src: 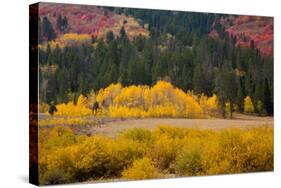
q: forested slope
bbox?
[38,3,273,116]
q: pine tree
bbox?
[106,30,115,43]
[254,80,264,114]
[225,71,237,118]
[42,16,56,41]
[193,62,205,94]
[236,77,244,112]
[215,69,237,118]
[56,15,63,31]
[120,26,127,40]
[56,15,68,33]
[264,79,273,115]
[62,16,68,32]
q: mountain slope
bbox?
[209,15,273,56]
[39,3,149,42]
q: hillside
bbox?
[209,15,273,56]
[37,4,273,117]
[38,3,149,46]
[38,3,273,56]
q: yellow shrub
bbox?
[175,140,205,176]
[154,125,188,139]
[122,157,161,180]
[71,136,114,177]
[39,126,77,150]
[110,138,147,175]
[119,128,152,144]
[150,134,182,171]
[38,124,273,185]
[39,147,76,184]
[201,127,273,174]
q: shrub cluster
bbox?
[39,125,273,185]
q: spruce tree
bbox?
[42,16,56,41]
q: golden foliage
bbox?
[99,81,209,118]
[55,95,92,116]
[52,81,220,118]
[96,83,122,108]
[207,94,219,114]
[39,125,273,185]
[76,94,87,107]
[52,81,260,119]
[85,90,96,108]
[244,96,255,113]
[40,33,92,49]
[58,33,92,47]
[54,102,92,116]
[122,157,161,180]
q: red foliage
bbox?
[222,16,273,56]
[234,16,251,25]
[39,4,118,38]
[208,29,219,38]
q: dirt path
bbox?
[89,114,273,136]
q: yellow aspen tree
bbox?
[96,83,122,107]
[206,94,218,116]
[77,94,87,106]
[244,96,255,113]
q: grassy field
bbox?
[38,122,273,185]
[39,113,273,136]
[38,113,273,185]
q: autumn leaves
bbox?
[48,80,257,119]
[38,125,273,184]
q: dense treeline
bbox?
[111,7,215,38]
[39,10,273,116]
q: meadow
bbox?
[38,81,273,185]
[38,125,273,185]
